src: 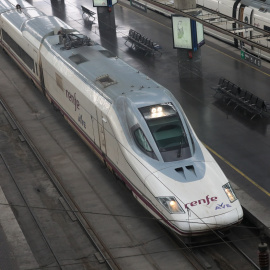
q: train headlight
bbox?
[223,183,237,203]
[157,197,185,214]
[151,106,164,118]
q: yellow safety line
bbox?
[205,44,270,77]
[204,144,270,197]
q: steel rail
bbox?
[0,152,63,269]
[225,236,260,270]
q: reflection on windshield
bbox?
[139,103,190,162]
[148,115,188,152]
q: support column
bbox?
[177,49,201,78]
[97,6,116,31]
[97,7,117,53]
[174,0,201,78]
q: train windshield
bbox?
[139,103,191,162]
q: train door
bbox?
[96,108,107,155]
[32,50,38,76]
[91,110,100,149]
[239,6,254,38]
[243,6,254,38]
[39,64,46,95]
[239,5,245,39]
[232,0,242,47]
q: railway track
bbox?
[0,96,118,270]
[171,220,265,270]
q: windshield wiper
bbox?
[177,144,182,158]
[177,138,183,158]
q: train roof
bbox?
[22,16,75,48]
[1,2,168,106]
[2,9,44,31]
[42,35,169,106]
[1,7,74,49]
[0,0,14,14]
[6,0,33,9]
[0,0,41,15]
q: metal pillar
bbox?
[177,49,201,78]
[96,7,117,53]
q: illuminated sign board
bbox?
[172,15,205,51]
[93,0,117,7]
[172,16,192,49]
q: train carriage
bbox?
[0,0,243,237]
[197,0,270,59]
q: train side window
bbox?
[20,49,34,71]
[2,29,34,71]
[2,29,20,56]
[133,128,157,160]
[134,128,152,152]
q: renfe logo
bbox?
[66,90,80,111]
[185,195,217,209]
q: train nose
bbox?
[173,208,242,234]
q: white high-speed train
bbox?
[197,0,270,30]
[197,0,270,58]
[0,0,243,236]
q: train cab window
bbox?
[139,103,191,162]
